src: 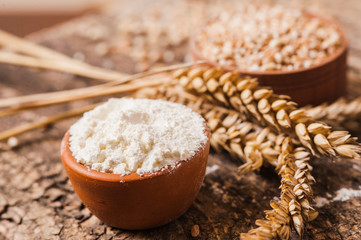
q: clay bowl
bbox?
[190,13,348,106]
[60,125,210,230]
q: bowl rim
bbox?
[61,123,210,183]
[190,10,348,76]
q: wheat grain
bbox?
[195,5,342,71]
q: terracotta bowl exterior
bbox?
[60,126,210,230]
[191,13,348,106]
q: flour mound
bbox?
[69,98,207,175]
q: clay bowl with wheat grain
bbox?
[60,124,210,230]
[190,12,348,106]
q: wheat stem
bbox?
[0,78,168,118]
[0,51,127,82]
[0,29,128,82]
[0,29,76,61]
[0,52,204,84]
[0,29,205,84]
[0,104,99,141]
[0,62,203,118]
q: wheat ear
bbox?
[303,97,361,132]
[241,138,317,240]
[174,67,361,160]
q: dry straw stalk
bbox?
[0,51,125,82]
[0,62,202,118]
[0,104,99,141]
[0,29,128,82]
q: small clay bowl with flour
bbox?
[60,125,210,230]
[190,12,348,106]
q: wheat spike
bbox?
[303,97,361,133]
[241,138,317,240]
[174,67,361,160]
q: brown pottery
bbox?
[191,13,348,106]
[61,125,210,230]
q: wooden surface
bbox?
[1,0,361,239]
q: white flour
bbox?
[69,98,207,175]
[206,165,220,175]
[312,186,361,208]
[314,196,330,208]
[333,187,361,201]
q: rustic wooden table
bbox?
[0,0,360,239]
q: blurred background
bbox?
[0,0,328,37]
[0,0,106,36]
